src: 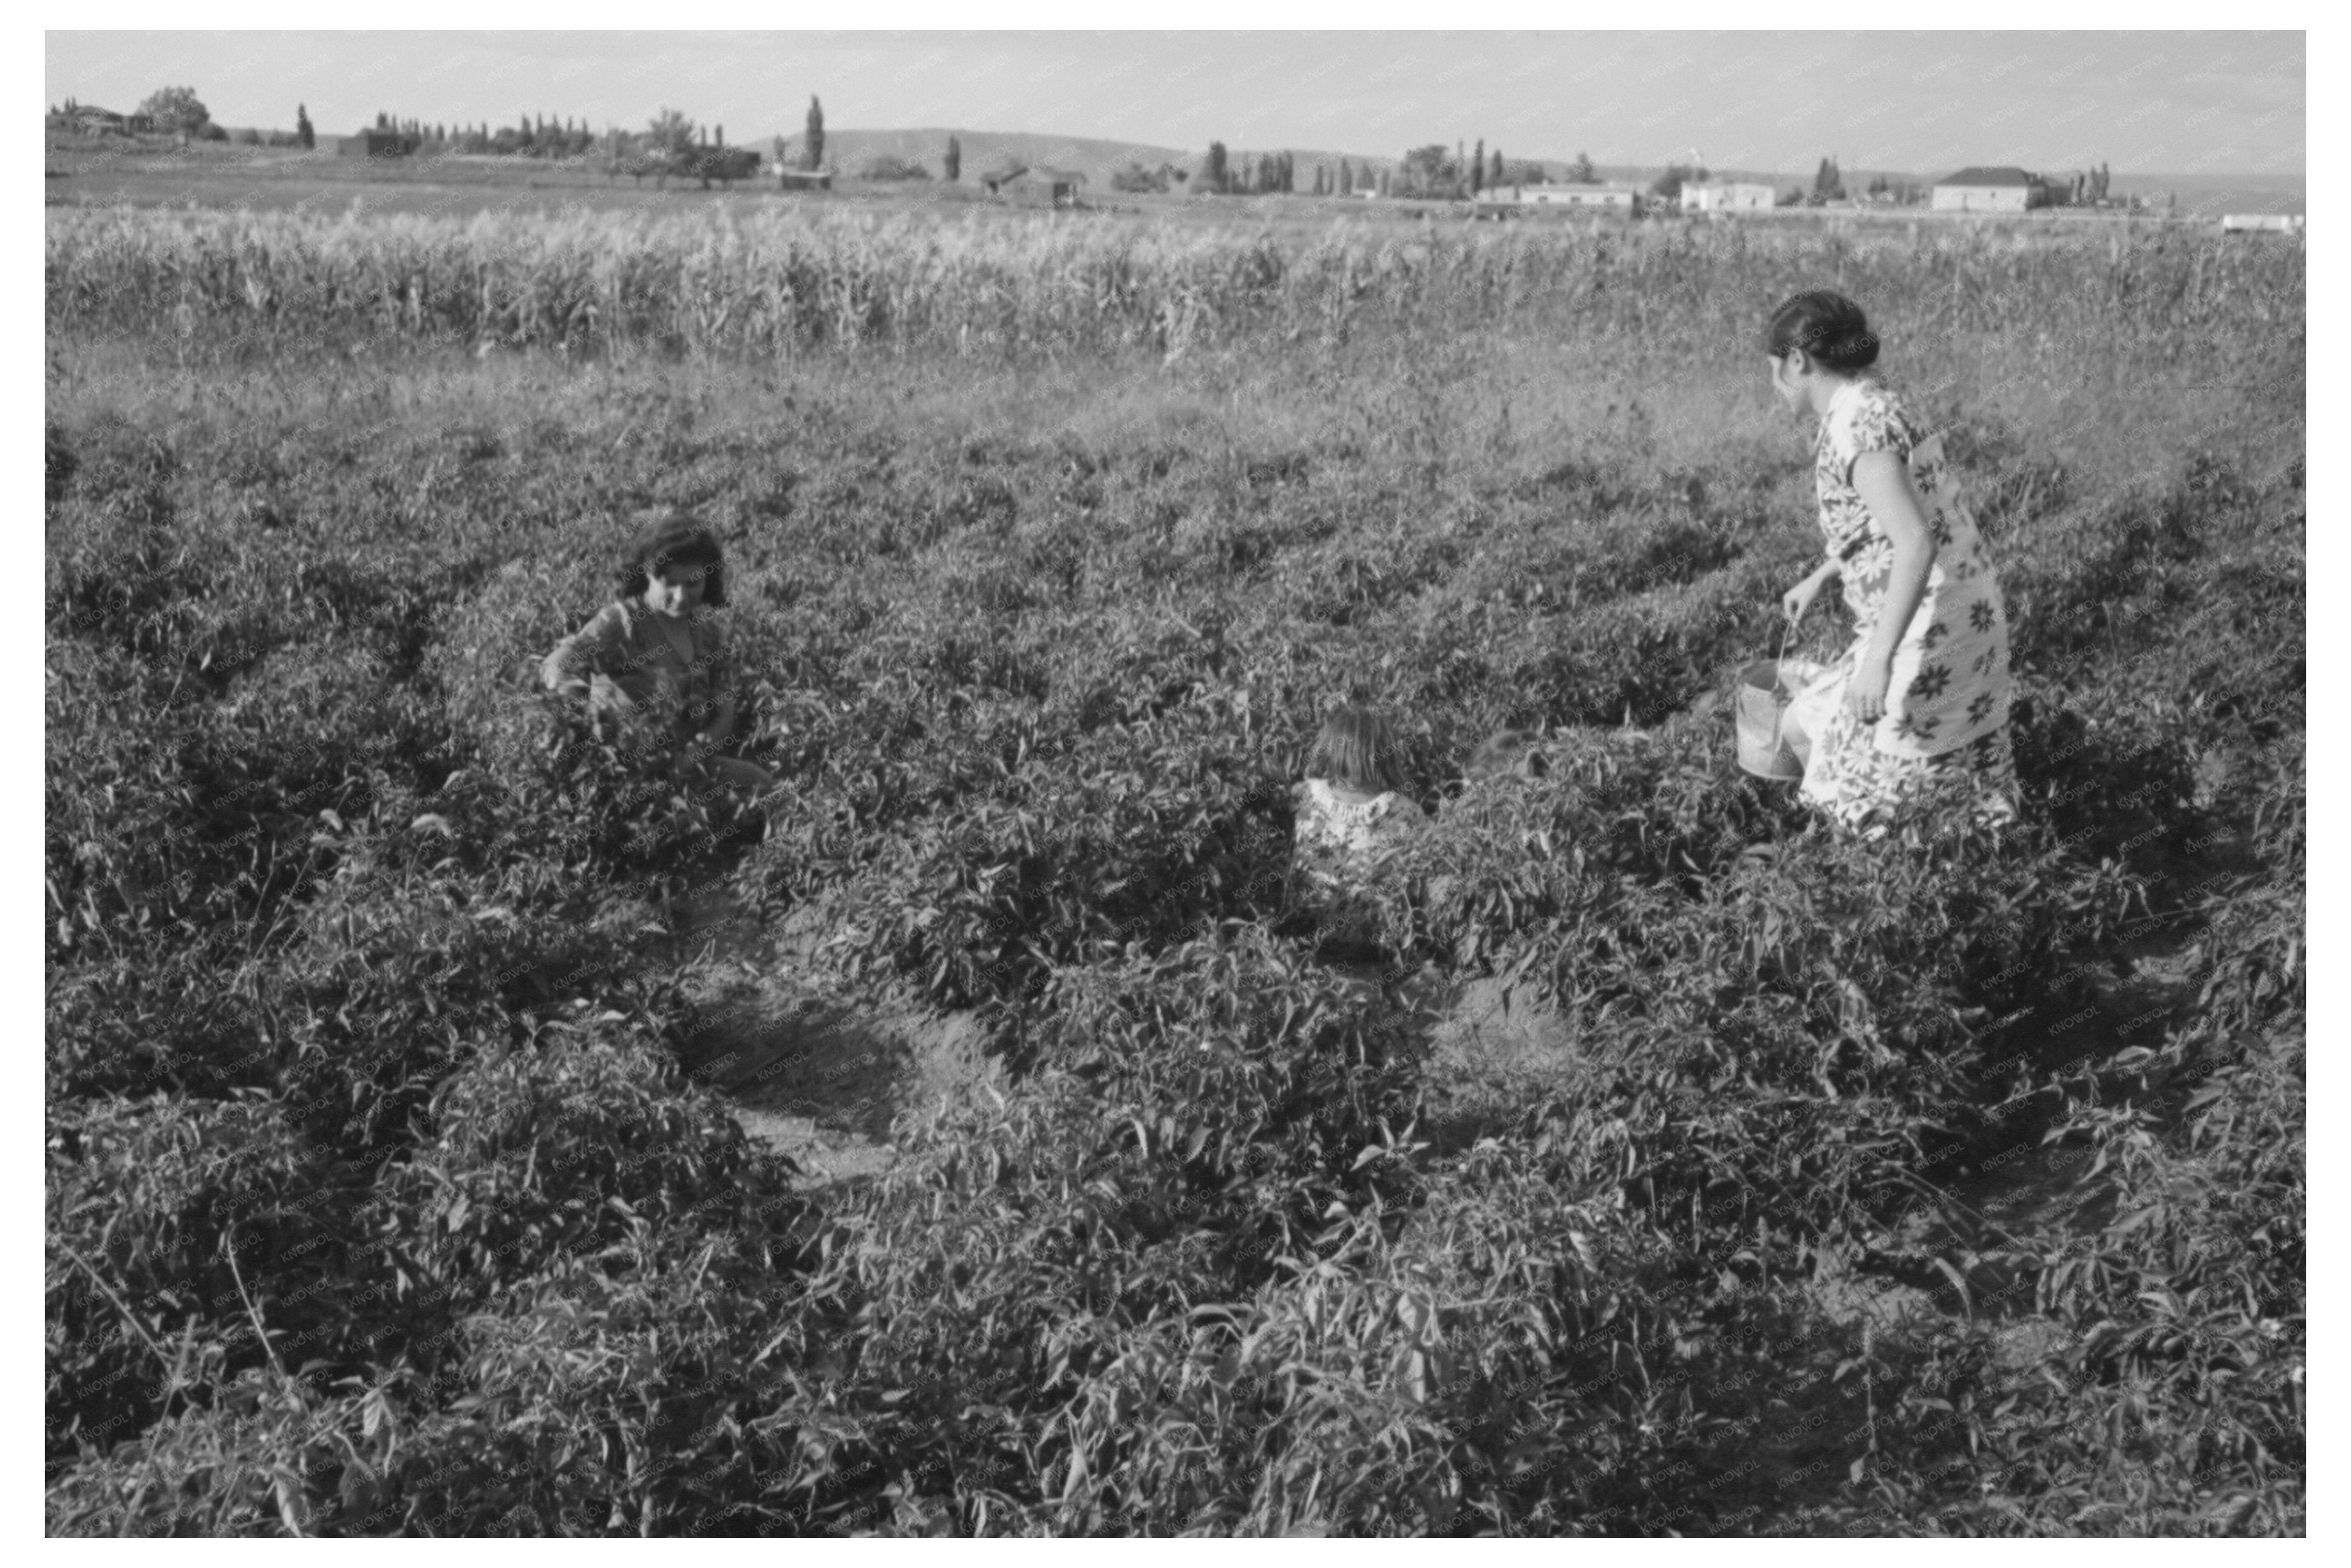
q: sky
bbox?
[44,24,2306,179]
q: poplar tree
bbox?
[805,96,825,170]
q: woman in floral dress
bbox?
[1767,291,2018,834]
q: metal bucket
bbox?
[1736,659,1805,780]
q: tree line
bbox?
[1188,140,1600,199]
[1173,141,2126,212]
[255,95,834,171]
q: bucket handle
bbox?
[1768,610,1797,756]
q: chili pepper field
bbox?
[45,200,2304,1535]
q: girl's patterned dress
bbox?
[1788,379,2018,833]
[1291,779,1427,945]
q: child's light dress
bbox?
[1292,779,1427,943]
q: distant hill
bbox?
[781,128,1191,186]
[2106,172,2304,217]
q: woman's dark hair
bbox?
[617,511,727,607]
[1764,290,1881,373]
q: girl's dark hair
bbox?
[1764,290,1881,373]
[1306,705,1413,795]
[617,510,727,607]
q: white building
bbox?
[1514,183,1642,211]
[1931,166,2040,213]
[1680,181,1775,212]
[2220,213,2304,234]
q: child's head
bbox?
[619,510,728,610]
[1464,726,1550,783]
[1306,705,1413,795]
[1762,290,1881,373]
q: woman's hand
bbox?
[1844,659,1893,724]
[1782,562,1837,625]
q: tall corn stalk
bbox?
[48,205,2302,372]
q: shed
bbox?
[984,165,1085,208]
[1931,166,2040,212]
[775,166,834,190]
[337,129,414,159]
[2220,213,2304,234]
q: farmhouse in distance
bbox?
[982,164,1087,208]
[1681,180,1776,212]
[1931,166,2050,212]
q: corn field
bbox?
[47,204,2304,363]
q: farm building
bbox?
[1931,167,2052,212]
[775,166,833,190]
[983,166,1086,208]
[1681,181,1775,212]
[2221,212,2304,234]
[64,104,133,136]
[337,129,415,159]
[1515,183,1643,212]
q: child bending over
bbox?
[1292,705,1427,956]
[540,513,778,795]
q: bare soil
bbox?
[658,885,1002,1187]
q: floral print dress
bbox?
[1789,379,2018,833]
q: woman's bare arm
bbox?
[1846,450,1936,719]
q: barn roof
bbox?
[990,164,1085,184]
[1936,166,2036,188]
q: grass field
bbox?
[45,187,2304,1535]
